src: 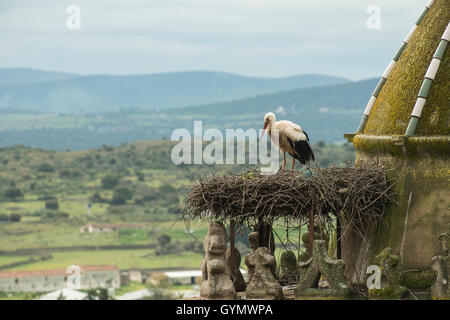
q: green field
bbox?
[1,249,204,271]
[0,140,350,276]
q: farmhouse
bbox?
[79,223,144,233]
[0,265,120,292]
[150,269,247,286]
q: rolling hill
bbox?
[0,78,377,150]
[0,68,349,113]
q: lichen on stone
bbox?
[363,0,449,136]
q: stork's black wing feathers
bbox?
[303,130,310,142]
[286,131,315,165]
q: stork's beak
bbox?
[260,122,268,140]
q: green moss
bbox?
[363,0,450,136]
[399,269,437,290]
[353,135,449,160]
[417,43,450,136]
[295,288,349,300]
[352,134,449,273]
[368,285,408,299]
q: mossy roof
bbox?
[363,0,449,136]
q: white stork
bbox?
[260,112,315,175]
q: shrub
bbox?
[45,199,59,210]
[167,205,180,214]
[90,192,107,203]
[43,211,69,219]
[108,207,124,215]
[182,241,203,253]
[143,193,158,201]
[59,169,82,178]
[0,213,9,221]
[101,174,120,189]
[39,195,57,201]
[4,187,23,200]
[111,194,126,205]
[9,213,22,222]
[114,187,134,200]
[157,234,171,246]
[137,172,145,181]
[37,163,55,173]
[159,184,176,193]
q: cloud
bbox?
[0,0,427,79]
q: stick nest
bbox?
[183,164,395,228]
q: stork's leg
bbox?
[282,152,286,172]
[291,158,295,176]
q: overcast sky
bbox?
[0,0,427,80]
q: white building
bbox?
[159,269,247,286]
[163,270,202,285]
[0,265,120,292]
[79,223,144,233]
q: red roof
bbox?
[0,265,118,278]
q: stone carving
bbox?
[244,232,257,284]
[431,231,449,299]
[294,239,349,299]
[226,247,246,292]
[279,250,298,285]
[200,221,236,299]
[368,247,408,299]
[299,218,330,262]
[245,231,283,300]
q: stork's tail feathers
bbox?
[287,136,315,165]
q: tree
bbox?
[101,174,120,189]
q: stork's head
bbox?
[260,112,276,139]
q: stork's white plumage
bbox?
[260,112,315,175]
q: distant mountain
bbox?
[0,68,78,86]
[0,78,378,150]
[180,78,377,116]
[0,68,349,113]
[175,78,378,143]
